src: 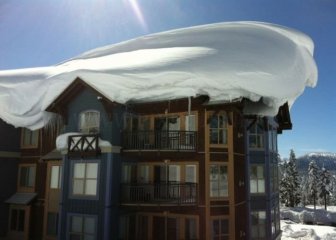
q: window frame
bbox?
[248,120,264,150]
[68,214,97,240]
[250,165,265,194]
[50,165,62,189]
[70,160,100,199]
[18,164,36,192]
[251,210,266,240]
[209,113,228,147]
[211,216,229,240]
[209,164,228,199]
[78,110,100,134]
[21,128,39,149]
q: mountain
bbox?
[295,152,336,174]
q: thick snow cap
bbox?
[0,21,317,130]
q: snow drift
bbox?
[0,21,318,130]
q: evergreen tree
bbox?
[308,160,319,210]
[286,150,301,207]
[300,175,309,207]
[319,167,331,210]
[279,150,301,207]
[279,161,290,206]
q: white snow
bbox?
[281,206,336,240]
[0,21,317,130]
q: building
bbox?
[0,120,20,238]
[17,77,289,240]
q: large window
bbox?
[209,114,228,145]
[249,120,264,149]
[79,110,100,134]
[69,215,96,240]
[251,211,266,239]
[250,165,265,194]
[10,208,25,232]
[210,165,228,198]
[19,165,35,189]
[50,165,62,189]
[72,162,98,197]
[21,128,39,148]
[185,217,197,240]
[211,218,229,240]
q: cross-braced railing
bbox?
[68,134,99,156]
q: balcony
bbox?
[68,134,100,156]
[121,182,197,206]
[122,131,197,151]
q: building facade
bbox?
[5,77,291,239]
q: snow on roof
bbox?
[0,21,317,130]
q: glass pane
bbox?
[18,210,25,231]
[31,130,38,146]
[23,129,31,145]
[210,129,218,144]
[50,166,60,188]
[210,165,218,180]
[220,129,227,144]
[10,209,17,230]
[84,217,95,234]
[73,179,84,195]
[186,115,196,131]
[71,216,83,232]
[210,116,218,128]
[185,218,197,239]
[86,163,98,179]
[139,165,149,183]
[27,166,35,187]
[185,165,196,183]
[85,180,97,195]
[74,163,86,178]
[250,166,257,178]
[250,180,257,193]
[212,220,219,234]
[169,165,180,182]
[259,211,266,219]
[210,181,218,197]
[220,219,229,234]
[258,180,265,193]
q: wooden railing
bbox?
[68,134,100,156]
[121,182,197,205]
[122,131,197,151]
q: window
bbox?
[50,165,62,189]
[21,128,39,148]
[79,110,100,134]
[10,208,25,232]
[19,165,35,188]
[209,114,228,145]
[138,165,149,183]
[251,211,266,239]
[185,165,196,183]
[250,165,265,194]
[249,120,264,149]
[185,218,197,240]
[47,212,59,236]
[210,165,228,197]
[211,218,229,240]
[69,215,96,240]
[72,162,98,197]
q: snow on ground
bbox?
[0,21,317,130]
[281,206,336,239]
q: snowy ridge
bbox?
[0,21,317,129]
[296,152,336,174]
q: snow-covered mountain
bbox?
[295,152,336,174]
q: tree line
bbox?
[279,149,336,210]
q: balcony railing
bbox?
[121,182,197,205]
[68,134,100,156]
[122,131,197,151]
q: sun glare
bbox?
[125,0,148,31]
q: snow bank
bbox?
[281,207,336,225]
[0,21,317,129]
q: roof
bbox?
[41,148,62,160]
[5,192,37,205]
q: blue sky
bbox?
[0,0,335,158]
